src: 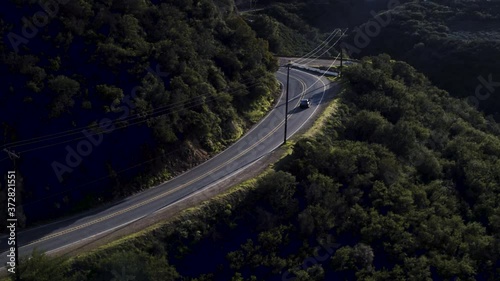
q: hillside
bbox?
[248,0,500,122]
[240,0,403,56]
[0,0,278,228]
[18,55,500,281]
[345,0,500,120]
[243,3,328,56]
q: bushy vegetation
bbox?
[246,11,317,56]
[250,0,398,31]
[348,0,500,120]
[0,0,278,227]
[244,2,336,56]
[18,55,500,280]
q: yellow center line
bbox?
[24,76,308,247]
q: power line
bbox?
[15,94,223,154]
[1,76,263,150]
[298,52,341,97]
[293,28,348,67]
[3,148,20,160]
[3,76,268,152]
[293,29,341,65]
[278,28,345,68]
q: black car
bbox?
[299,99,311,109]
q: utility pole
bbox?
[339,28,348,77]
[340,38,343,78]
[284,61,291,145]
[3,148,21,281]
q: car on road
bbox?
[299,99,311,109]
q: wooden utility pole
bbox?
[284,61,291,144]
[340,41,343,77]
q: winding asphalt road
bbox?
[0,68,335,269]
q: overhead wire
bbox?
[293,28,348,67]
[15,93,225,154]
[2,75,272,153]
[0,76,262,150]
[293,28,340,65]
[2,28,345,154]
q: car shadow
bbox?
[288,106,307,114]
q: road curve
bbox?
[0,68,335,268]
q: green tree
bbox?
[47,75,80,117]
[16,249,72,281]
